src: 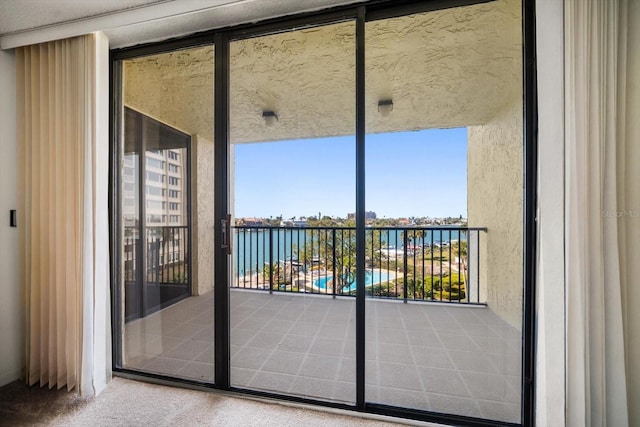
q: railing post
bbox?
[403,230,408,304]
[332,229,337,298]
[458,229,462,302]
[448,230,452,302]
[477,230,481,304]
[269,227,274,295]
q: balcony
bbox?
[122,225,521,424]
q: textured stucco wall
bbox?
[191,135,215,296]
[124,0,521,144]
[124,46,214,142]
[467,101,523,330]
[365,0,521,133]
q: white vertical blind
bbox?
[16,32,111,396]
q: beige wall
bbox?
[467,101,523,330]
[0,49,23,386]
[191,135,215,296]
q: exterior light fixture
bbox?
[262,110,278,125]
[377,99,393,116]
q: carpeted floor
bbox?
[0,377,420,426]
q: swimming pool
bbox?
[314,269,396,293]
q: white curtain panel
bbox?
[565,0,634,425]
[16,33,111,396]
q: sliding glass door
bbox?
[228,21,357,403]
[364,2,523,422]
[118,45,216,382]
[113,1,533,424]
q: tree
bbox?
[293,226,383,293]
[262,262,290,289]
[404,278,429,300]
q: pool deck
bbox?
[123,289,521,424]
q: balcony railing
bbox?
[123,225,190,320]
[124,225,189,285]
[232,225,487,304]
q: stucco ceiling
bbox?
[124,0,522,144]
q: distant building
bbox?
[122,144,188,270]
[123,148,187,229]
[239,217,263,226]
[347,211,377,220]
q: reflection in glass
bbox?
[120,45,215,383]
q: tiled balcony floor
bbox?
[123,289,521,423]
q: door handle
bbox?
[221,214,232,255]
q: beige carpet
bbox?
[0,377,425,426]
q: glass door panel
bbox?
[229,21,356,403]
[364,2,524,423]
[119,45,216,382]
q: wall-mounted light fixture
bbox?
[377,99,393,116]
[262,110,279,126]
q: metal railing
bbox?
[231,225,486,304]
[124,225,189,285]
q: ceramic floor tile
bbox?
[476,399,520,423]
[250,371,297,393]
[162,339,211,361]
[288,376,335,401]
[261,350,305,375]
[142,356,188,376]
[448,350,500,374]
[426,393,482,418]
[232,346,272,370]
[417,366,469,397]
[177,361,215,382]
[438,333,482,352]
[373,386,430,410]
[458,371,520,403]
[376,362,422,391]
[125,291,523,423]
[411,346,455,369]
[309,337,345,357]
[299,355,341,380]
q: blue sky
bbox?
[234,127,467,219]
